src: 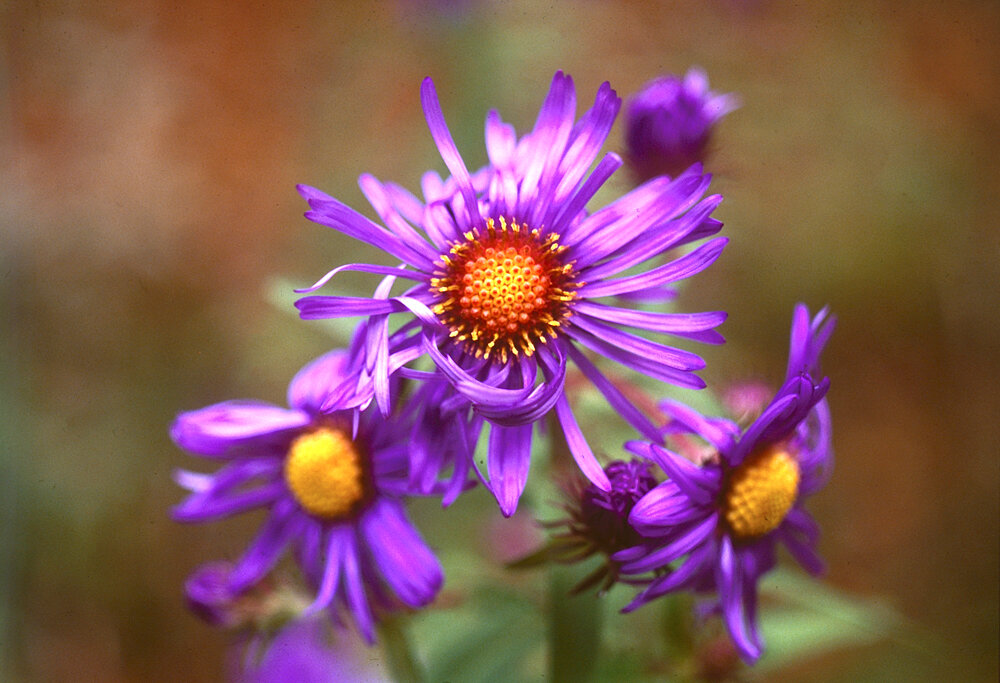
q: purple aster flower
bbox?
[171,347,444,643]
[513,459,659,595]
[625,68,739,182]
[615,304,835,663]
[295,71,728,516]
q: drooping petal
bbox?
[554,394,611,491]
[361,498,443,607]
[486,422,534,517]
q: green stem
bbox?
[379,616,425,683]
[549,564,603,683]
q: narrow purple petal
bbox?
[298,185,433,269]
[303,528,347,616]
[627,480,703,534]
[577,236,727,299]
[358,173,439,263]
[617,513,717,574]
[564,343,660,441]
[659,398,739,452]
[420,77,481,230]
[340,530,375,643]
[569,315,706,371]
[554,394,611,491]
[294,262,428,294]
[574,302,726,344]
[295,296,405,320]
[228,502,301,593]
[487,422,533,517]
[548,152,622,235]
[565,325,706,389]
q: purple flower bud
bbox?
[625,68,739,181]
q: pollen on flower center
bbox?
[285,427,369,520]
[723,446,800,539]
[430,217,578,360]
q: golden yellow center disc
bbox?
[723,446,800,539]
[284,427,366,519]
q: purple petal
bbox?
[617,513,717,574]
[658,398,739,452]
[361,498,443,607]
[574,302,726,344]
[577,236,727,299]
[358,173,439,263]
[628,480,704,534]
[287,350,353,413]
[554,394,611,491]
[228,502,302,593]
[295,296,405,320]
[171,402,309,456]
[565,325,706,389]
[486,422,533,517]
[420,77,481,230]
[340,530,375,643]
[303,528,347,616]
[569,315,706,371]
[298,185,433,270]
[564,343,660,441]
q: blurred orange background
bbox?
[2,1,997,680]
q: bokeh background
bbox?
[2,1,998,681]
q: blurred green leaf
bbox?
[412,585,544,683]
[755,569,907,671]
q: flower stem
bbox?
[379,616,425,683]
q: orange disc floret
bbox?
[430,217,579,361]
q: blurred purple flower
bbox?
[625,68,739,181]
[171,346,443,642]
[235,618,387,683]
[616,304,835,663]
[295,71,727,516]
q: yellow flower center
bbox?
[430,217,578,361]
[722,446,800,539]
[284,427,368,520]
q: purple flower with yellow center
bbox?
[625,68,739,181]
[615,304,835,663]
[295,71,728,516]
[171,349,443,642]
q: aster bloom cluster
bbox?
[170,68,836,674]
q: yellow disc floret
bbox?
[430,217,579,361]
[284,427,368,520]
[723,446,800,539]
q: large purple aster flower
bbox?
[170,348,443,642]
[616,304,835,662]
[295,71,727,516]
[625,68,739,181]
